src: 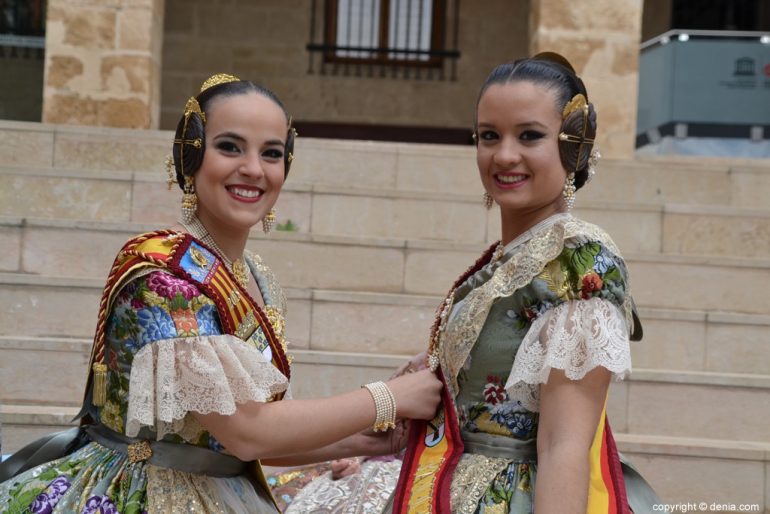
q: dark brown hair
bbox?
[476,53,597,189]
[171,80,294,190]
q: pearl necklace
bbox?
[180,216,250,289]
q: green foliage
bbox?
[275,219,299,232]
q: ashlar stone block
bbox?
[0,283,101,338]
[0,224,22,272]
[0,174,131,221]
[627,380,770,442]
[0,128,55,168]
[623,452,765,508]
[252,239,405,293]
[706,319,770,375]
[310,299,434,355]
[663,211,770,259]
[22,226,127,277]
[0,343,89,406]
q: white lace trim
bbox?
[126,335,289,440]
[504,297,631,412]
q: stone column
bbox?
[42,0,165,129]
[529,0,643,159]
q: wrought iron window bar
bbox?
[306,0,462,81]
[0,0,46,59]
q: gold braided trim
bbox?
[449,454,511,514]
[86,231,182,407]
[438,217,632,397]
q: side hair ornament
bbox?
[166,74,241,222]
[558,93,600,210]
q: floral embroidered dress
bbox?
[0,243,289,514]
[390,213,642,514]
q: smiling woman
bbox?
[385,53,658,514]
[0,74,444,514]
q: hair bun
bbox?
[558,101,597,189]
[532,52,577,74]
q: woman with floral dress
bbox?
[388,52,656,514]
[0,75,442,513]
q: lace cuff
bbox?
[504,297,631,412]
[126,334,289,439]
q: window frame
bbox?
[323,0,446,68]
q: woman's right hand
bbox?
[386,369,443,421]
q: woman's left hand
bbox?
[330,458,361,479]
[356,419,409,456]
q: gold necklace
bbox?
[181,216,250,289]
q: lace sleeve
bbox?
[126,334,289,440]
[504,297,631,412]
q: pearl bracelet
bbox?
[362,381,397,432]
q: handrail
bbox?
[641,29,770,51]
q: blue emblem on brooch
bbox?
[180,242,217,283]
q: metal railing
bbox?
[641,28,770,50]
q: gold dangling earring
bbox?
[165,156,176,191]
[483,192,494,210]
[181,175,197,222]
[262,209,276,233]
[562,172,576,211]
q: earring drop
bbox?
[483,192,494,210]
[181,175,197,222]
[262,209,276,233]
[165,156,176,191]
[562,172,576,210]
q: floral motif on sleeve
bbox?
[505,240,628,329]
[102,270,223,435]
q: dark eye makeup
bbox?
[262,148,284,159]
[479,130,498,141]
[216,141,240,153]
[520,130,546,141]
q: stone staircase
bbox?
[1,120,769,509]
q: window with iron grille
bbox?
[307,0,461,79]
[0,0,46,58]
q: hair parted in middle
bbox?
[170,76,296,192]
[474,52,598,191]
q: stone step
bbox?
[2,216,770,313]
[1,119,769,209]
[2,165,769,258]
[2,403,767,511]
[1,272,769,375]
[2,338,769,445]
[614,433,770,509]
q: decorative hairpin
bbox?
[200,73,240,93]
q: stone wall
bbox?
[529,0,644,159]
[41,0,164,129]
[160,0,529,130]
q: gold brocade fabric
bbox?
[246,251,288,319]
[246,251,291,363]
[438,217,633,399]
[146,466,278,513]
[449,454,511,514]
